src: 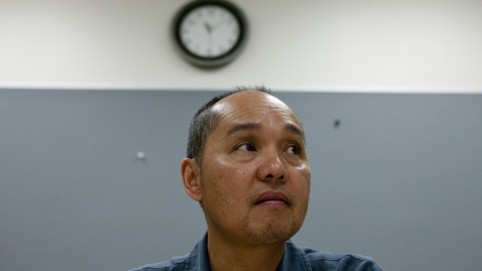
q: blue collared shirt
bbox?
[131,234,384,271]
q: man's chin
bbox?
[244,221,299,245]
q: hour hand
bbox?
[203,22,212,33]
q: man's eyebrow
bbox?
[227,122,305,140]
[285,123,305,141]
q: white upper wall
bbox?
[1,0,481,93]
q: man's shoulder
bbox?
[129,255,188,271]
[287,242,384,271]
[130,239,384,271]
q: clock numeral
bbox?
[218,45,229,55]
[207,7,215,16]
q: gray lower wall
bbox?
[1,89,481,271]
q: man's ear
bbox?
[180,158,203,202]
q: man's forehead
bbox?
[210,91,304,136]
[211,91,293,116]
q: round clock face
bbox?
[180,5,239,58]
[173,1,247,68]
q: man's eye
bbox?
[236,143,257,152]
[286,145,301,155]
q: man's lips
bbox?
[255,191,290,206]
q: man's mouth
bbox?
[255,191,289,206]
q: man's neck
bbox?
[207,233,285,271]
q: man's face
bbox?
[197,91,311,246]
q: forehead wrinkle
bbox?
[227,122,261,136]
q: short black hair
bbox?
[186,86,271,166]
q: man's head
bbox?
[181,87,311,247]
[186,86,272,166]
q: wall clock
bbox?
[172,0,248,68]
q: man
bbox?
[132,87,384,271]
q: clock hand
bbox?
[204,22,212,34]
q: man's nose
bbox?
[257,149,286,183]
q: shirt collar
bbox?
[277,240,312,271]
[186,234,311,271]
[185,233,211,271]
